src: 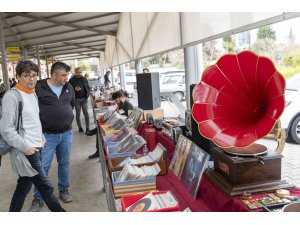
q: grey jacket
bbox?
[0,89,42,177]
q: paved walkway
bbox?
[0,99,107,212]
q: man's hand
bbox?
[24,147,38,156]
[75,86,81,91]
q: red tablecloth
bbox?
[100,123,300,211]
[151,125,300,212]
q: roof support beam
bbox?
[58,55,100,61]
[45,49,103,57]
[6,22,117,44]
[0,13,24,48]
[6,12,116,36]
[5,12,74,29]
[26,44,104,54]
[26,40,106,52]
[5,21,118,39]
[62,42,102,52]
[8,33,106,47]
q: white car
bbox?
[280,73,300,144]
[159,71,186,101]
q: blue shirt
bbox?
[48,83,63,98]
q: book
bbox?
[180,143,210,198]
[111,118,128,130]
[128,109,143,129]
[169,135,193,178]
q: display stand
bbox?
[92,102,300,212]
[91,98,116,211]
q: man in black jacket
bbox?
[30,62,75,212]
[69,67,90,133]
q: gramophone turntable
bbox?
[192,51,294,196]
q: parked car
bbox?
[159,70,185,101]
[280,73,300,144]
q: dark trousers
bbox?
[75,98,90,131]
[9,151,65,212]
[95,133,99,154]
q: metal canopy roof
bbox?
[1,12,120,61]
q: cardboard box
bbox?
[121,190,180,212]
[112,171,156,198]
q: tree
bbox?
[202,40,220,62]
[222,36,236,53]
[257,26,276,40]
[251,26,277,61]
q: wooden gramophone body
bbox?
[205,146,293,196]
[192,51,294,196]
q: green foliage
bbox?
[257,26,276,40]
[222,36,236,53]
[283,49,300,67]
[278,65,300,79]
[203,40,220,61]
[78,59,92,72]
[250,39,276,61]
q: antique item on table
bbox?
[185,110,192,132]
[192,51,293,196]
[241,191,252,200]
[282,202,300,212]
[146,113,154,125]
[275,189,290,198]
[153,118,163,130]
[192,51,285,148]
[162,118,186,143]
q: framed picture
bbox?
[128,108,143,129]
[180,143,210,198]
[169,135,193,178]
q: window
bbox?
[162,75,181,84]
[179,75,185,84]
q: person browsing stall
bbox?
[112,90,134,117]
[30,62,75,212]
[69,67,90,134]
[0,60,65,212]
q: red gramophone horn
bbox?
[192,51,285,148]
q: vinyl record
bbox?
[127,197,152,212]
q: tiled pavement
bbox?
[281,142,300,187]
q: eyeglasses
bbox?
[22,73,38,80]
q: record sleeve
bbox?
[126,193,158,212]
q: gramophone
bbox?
[192,51,294,196]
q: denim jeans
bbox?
[75,98,90,131]
[34,129,73,200]
[9,151,65,212]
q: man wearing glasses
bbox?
[0,60,65,212]
[69,67,90,134]
[28,62,75,212]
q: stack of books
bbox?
[116,143,165,166]
[116,163,161,182]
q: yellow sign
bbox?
[6,47,20,53]
[7,55,21,61]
